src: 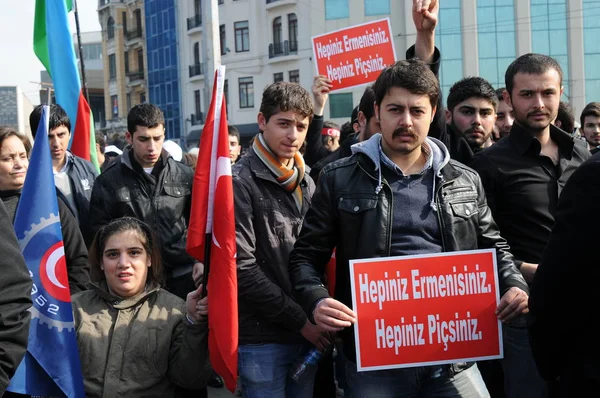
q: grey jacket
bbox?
[72,282,210,398]
[233,147,315,345]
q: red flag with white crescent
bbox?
[186,65,238,393]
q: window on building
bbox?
[584,0,600,103]
[107,16,115,39]
[329,93,353,118]
[124,51,129,73]
[239,77,254,108]
[325,0,349,20]
[194,89,202,123]
[193,42,200,65]
[273,17,282,54]
[477,0,516,91]
[111,95,118,117]
[195,0,201,16]
[220,24,227,55]
[224,79,229,104]
[531,0,570,100]
[109,54,116,79]
[289,70,300,83]
[435,0,463,102]
[140,92,146,103]
[126,93,131,111]
[235,21,250,52]
[288,13,298,52]
[134,9,142,32]
[122,11,127,35]
[364,0,389,15]
[274,72,284,83]
[137,49,144,71]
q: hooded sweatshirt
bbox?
[351,134,451,256]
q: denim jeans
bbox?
[502,316,548,398]
[238,343,315,398]
[345,359,489,398]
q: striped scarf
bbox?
[253,133,305,212]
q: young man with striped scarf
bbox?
[232,82,330,397]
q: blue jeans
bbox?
[238,343,315,398]
[345,359,489,398]
[502,316,548,398]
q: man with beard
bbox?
[579,101,600,154]
[442,77,496,166]
[471,53,590,398]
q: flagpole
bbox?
[202,233,212,298]
[72,0,89,102]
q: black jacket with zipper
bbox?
[233,147,316,345]
[89,147,195,277]
[289,141,529,364]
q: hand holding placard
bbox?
[495,286,529,322]
[314,298,357,332]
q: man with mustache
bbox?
[441,77,497,166]
[288,1,530,396]
[471,54,590,398]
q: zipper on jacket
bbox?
[357,162,393,256]
[434,177,459,252]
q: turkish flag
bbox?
[187,66,238,393]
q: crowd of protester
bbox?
[2,0,600,397]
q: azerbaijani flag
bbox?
[34,0,100,173]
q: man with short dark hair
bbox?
[289,2,529,396]
[29,104,98,244]
[471,53,590,398]
[441,77,497,165]
[228,125,242,164]
[234,82,328,397]
[89,103,199,297]
[579,101,600,153]
[495,87,514,139]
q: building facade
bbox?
[98,0,147,136]
[0,86,34,141]
[145,0,182,141]
[98,0,600,145]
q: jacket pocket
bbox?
[337,195,377,214]
[163,183,191,198]
[449,201,479,220]
[115,187,132,202]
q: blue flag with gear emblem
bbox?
[7,105,85,397]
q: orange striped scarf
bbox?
[253,133,305,212]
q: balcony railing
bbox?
[126,28,142,40]
[268,40,298,58]
[191,112,204,126]
[127,69,145,81]
[187,15,202,30]
[189,63,204,78]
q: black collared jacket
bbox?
[471,124,590,268]
[89,147,195,275]
[233,147,315,345]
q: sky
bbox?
[0,0,101,105]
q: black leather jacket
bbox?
[289,138,528,365]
